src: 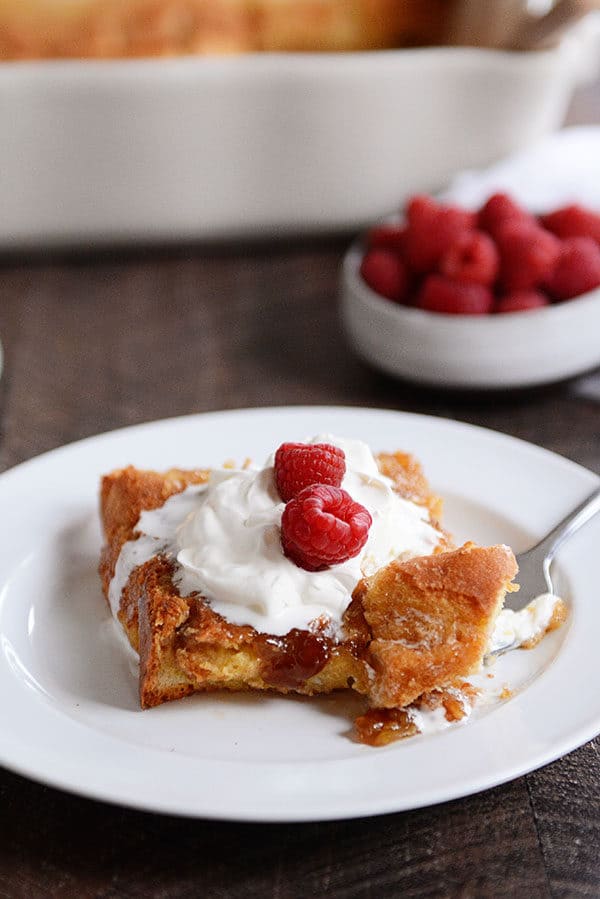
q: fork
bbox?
[506,484,600,612]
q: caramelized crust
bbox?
[0,0,447,61]
[99,465,209,652]
[376,451,443,522]
[137,558,196,706]
[100,465,209,543]
[358,543,518,708]
[99,465,209,584]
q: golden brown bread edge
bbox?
[99,455,518,712]
[0,0,449,60]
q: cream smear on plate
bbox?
[407,688,475,738]
[108,435,441,636]
[406,593,564,738]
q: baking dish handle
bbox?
[571,12,600,85]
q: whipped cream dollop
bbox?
[176,436,441,634]
[108,435,441,636]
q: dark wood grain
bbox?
[0,767,551,899]
[0,86,599,899]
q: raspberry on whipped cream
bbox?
[274,441,346,502]
[281,484,372,571]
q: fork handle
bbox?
[530,485,600,562]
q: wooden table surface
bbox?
[1,82,600,899]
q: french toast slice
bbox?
[99,455,517,720]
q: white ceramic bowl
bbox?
[340,240,600,389]
[0,22,598,247]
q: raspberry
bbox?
[366,224,407,253]
[281,485,372,571]
[360,248,408,302]
[403,195,476,273]
[546,237,600,301]
[478,192,534,238]
[406,193,438,222]
[275,442,346,503]
[496,221,561,291]
[417,275,493,315]
[495,290,550,314]
[540,205,600,244]
[439,230,499,285]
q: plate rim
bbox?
[0,403,597,484]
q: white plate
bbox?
[0,406,599,821]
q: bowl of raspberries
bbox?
[341,192,600,388]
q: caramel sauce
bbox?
[258,628,332,689]
[354,708,418,747]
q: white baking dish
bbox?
[1,27,599,247]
